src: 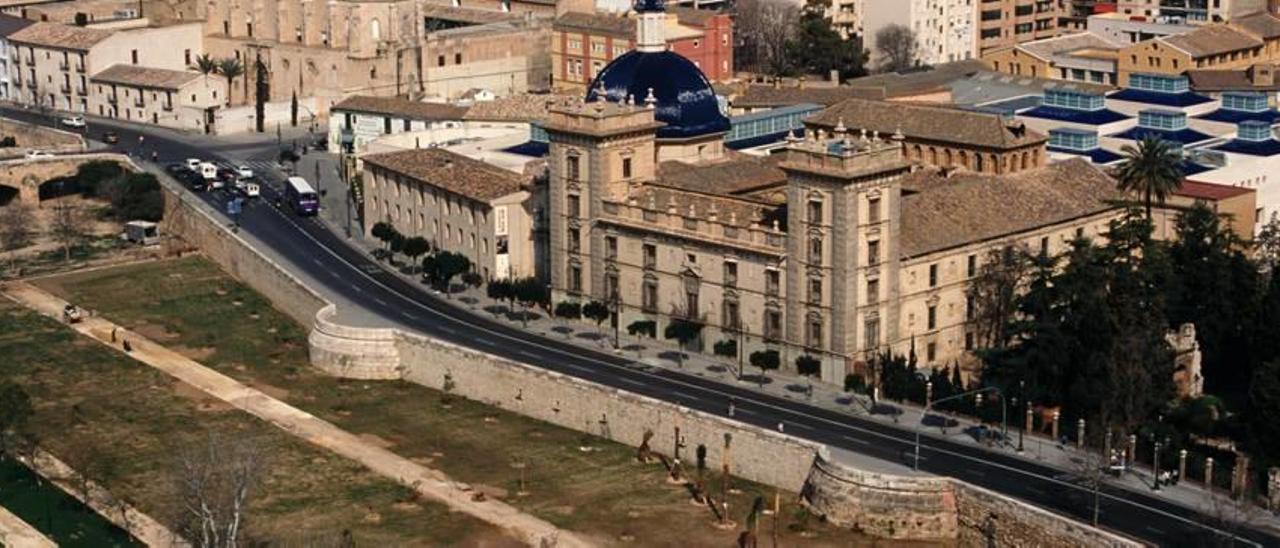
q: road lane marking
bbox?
[841,435,870,446]
[617,377,645,388]
[672,391,698,401]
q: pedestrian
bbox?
[777,422,785,433]
[728,397,736,417]
[122,339,132,353]
[151,150,158,162]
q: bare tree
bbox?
[967,246,1030,351]
[733,0,799,76]
[1203,482,1265,547]
[173,433,267,548]
[874,24,918,73]
[0,203,35,271]
[1068,444,1111,526]
[49,203,89,262]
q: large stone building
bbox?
[0,14,33,100]
[531,0,1137,382]
[88,64,225,130]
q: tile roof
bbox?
[899,158,1123,257]
[554,11,633,38]
[463,93,574,123]
[362,148,525,202]
[1185,68,1280,91]
[1162,25,1262,57]
[90,64,202,90]
[1017,32,1120,61]
[1231,11,1280,40]
[331,95,468,121]
[420,4,524,25]
[842,59,988,97]
[654,153,787,196]
[9,22,113,50]
[0,14,32,38]
[668,6,717,27]
[1178,179,1256,199]
[807,98,1047,149]
[730,85,883,107]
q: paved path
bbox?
[2,281,588,548]
[0,505,55,548]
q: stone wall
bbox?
[157,178,327,328]
[0,118,85,157]
[0,153,124,205]
[800,448,958,539]
[308,304,403,380]
[953,481,1142,547]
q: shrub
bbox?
[749,350,780,372]
[844,373,867,394]
[554,301,581,319]
[627,320,656,338]
[76,160,124,198]
[713,339,737,357]
[111,173,164,221]
[796,355,821,378]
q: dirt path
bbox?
[2,281,588,548]
[0,504,56,548]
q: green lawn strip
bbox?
[36,256,926,547]
[0,301,507,546]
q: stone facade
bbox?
[954,481,1140,547]
[0,152,118,206]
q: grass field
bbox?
[0,298,512,546]
[35,256,942,546]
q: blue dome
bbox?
[586,50,730,140]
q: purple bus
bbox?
[285,176,319,216]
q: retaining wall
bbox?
[800,448,958,539]
[954,481,1142,547]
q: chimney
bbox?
[1250,63,1275,86]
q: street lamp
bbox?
[1018,380,1026,453]
[1152,434,1170,491]
[915,386,1002,470]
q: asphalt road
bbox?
[12,107,1277,547]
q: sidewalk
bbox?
[0,506,55,548]
[351,243,1280,534]
[2,281,589,548]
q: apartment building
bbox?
[88,65,225,130]
[552,6,732,91]
[976,0,1065,56]
[0,14,31,100]
[864,0,978,66]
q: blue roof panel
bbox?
[1108,88,1214,107]
[501,141,549,157]
[1195,109,1280,124]
[1213,139,1280,156]
[1110,126,1215,145]
[726,129,801,150]
[1048,146,1124,164]
[1020,105,1130,125]
[588,50,730,139]
[1181,162,1214,176]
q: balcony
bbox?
[107,95,118,104]
[58,61,67,71]
[25,80,35,90]
[74,62,84,72]
[23,56,33,66]
[133,99,144,108]
[58,83,68,94]
[74,86,85,95]
[162,102,173,111]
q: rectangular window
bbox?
[967,295,975,320]
[867,278,879,302]
[685,289,699,318]
[605,235,617,259]
[927,305,937,330]
[766,269,780,296]
[865,318,880,349]
[723,300,740,329]
[566,194,580,218]
[765,310,782,339]
[383,117,392,134]
[965,332,975,351]
[926,342,937,362]
[724,261,737,287]
[568,265,583,292]
[643,243,656,268]
[807,319,823,348]
[868,197,881,223]
[867,240,880,266]
[809,238,822,264]
[622,157,632,178]
[808,278,822,303]
[566,155,580,180]
[403,119,411,131]
[568,228,580,253]
[130,49,138,64]
[929,264,938,287]
[967,254,977,277]
[605,273,619,299]
[1040,236,1049,255]
[643,280,658,311]
[807,199,823,224]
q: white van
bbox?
[199,162,222,189]
[185,158,202,170]
[241,180,260,198]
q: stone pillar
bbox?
[1025,405,1033,436]
[1179,449,1187,483]
[1127,434,1137,465]
[1051,410,1060,441]
[1206,457,1215,489]
[1077,418,1085,448]
[925,381,933,406]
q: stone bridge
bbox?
[0,153,131,207]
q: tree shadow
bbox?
[738,374,773,386]
[458,296,478,306]
[922,413,959,428]
[705,364,728,374]
[505,310,541,322]
[483,304,510,316]
[657,350,688,363]
[834,396,854,406]
[576,332,607,341]
[784,384,808,394]
[870,403,902,416]
[622,344,646,353]
[550,325,574,337]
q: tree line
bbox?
[732,0,920,79]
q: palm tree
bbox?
[190,53,217,76]
[1114,135,1184,220]
[215,57,244,107]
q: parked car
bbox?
[235,165,253,179]
[238,177,261,199]
[179,169,207,191]
[24,150,53,159]
[185,158,202,171]
[60,115,85,128]
[102,131,119,144]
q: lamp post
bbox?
[1153,437,1164,491]
[1018,380,1026,453]
[915,386,1002,470]
[610,288,621,350]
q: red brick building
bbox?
[551,7,732,92]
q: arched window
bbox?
[929,147,938,164]
[975,154,984,172]
[944,149,954,166]
[370,19,381,41]
[959,150,969,169]
[1020,152,1029,170]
